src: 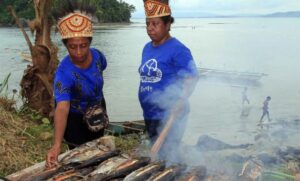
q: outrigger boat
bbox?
[199,67,267,85]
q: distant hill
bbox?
[132,10,300,19]
[263,11,300,17]
[177,11,300,18]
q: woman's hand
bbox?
[45,145,61,169]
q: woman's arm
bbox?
[46,101,70,168]
[53,101,70,148]
[172,75,199,114]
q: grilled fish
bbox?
[87,155,151,181]
[23,149,119,181]
[47,167,94,181]
[87,155,129,178]
[75,149,120,169]
[60,142,98,163]
[123,160,166,181]
[61,146,109,165]
[175,166,207,181]
[22,167,63,181]
[146,164,186,181]
[60,140,112,164]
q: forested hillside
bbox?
[0,0,135,26]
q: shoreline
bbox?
[93,22,133,29]
[0,21,134,29]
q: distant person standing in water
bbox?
[138,0,199,161]
[259,96,271,123]
[242,87,250,105]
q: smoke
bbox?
[151,75,300,179]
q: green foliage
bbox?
[0,73,11,96]
[0,0,34,25]
[17,105,50,123]
[261,171,295,181]
[96,0,135,23]
[0,0,135,26]
[115,134,140,153]
[25,123,52,138]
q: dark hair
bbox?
[160,15,174,25]
[62,37,93,46]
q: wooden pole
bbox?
[150,113,177,157]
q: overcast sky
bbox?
[123,0,300,18]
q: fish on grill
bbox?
[60,144,113,165]
[73,149,121,169]
[59,140,108,163]
[22,148,120,181]
[46,167,94,181]
[175,166,207,181]
[123,160,166,181]
[146,164,186,181]
[22,167,64,181]
[87,155,151,181]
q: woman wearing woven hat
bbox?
[46,2,109,168]
[139,0,199,162]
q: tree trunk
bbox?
[8,0,59,119]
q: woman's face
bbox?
[66,37,91,63]
[146,17,170,45]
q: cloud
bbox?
[123,0,300,17]
[170,0,300,14]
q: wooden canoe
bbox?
[106,120,145,135]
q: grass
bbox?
[0,96,142,177]
[0,100,54,176]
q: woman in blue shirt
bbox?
[46,2,108,169]
[139,0,199,162]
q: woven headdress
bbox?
[57,11,92,39]
[144,0,171,18]
[53,0,96,39]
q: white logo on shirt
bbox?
[140,59,162,83]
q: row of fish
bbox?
[15,139,207,181]
[47,156,207,181]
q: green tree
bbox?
[0,0,135,26]
[0,0,34,25]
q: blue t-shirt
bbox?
[54,48,107,114]
[138,38,198,120]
